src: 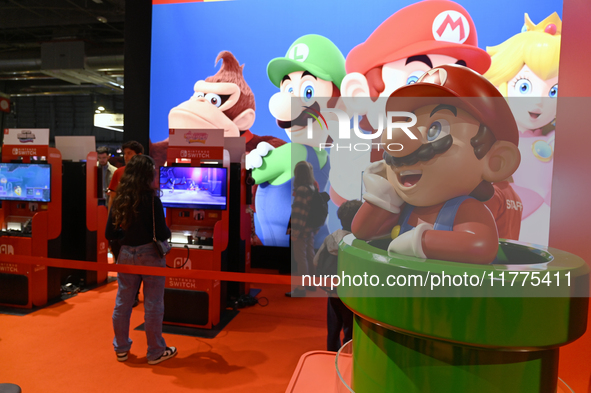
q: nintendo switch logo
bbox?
[432,10,470,44]
[184,131,209,144]
[173,257,192,269]
[99,241,107,254]
[0,244,14,255]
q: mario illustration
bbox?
[352,64,521,264]
[247,34,346,248]
[341,0,490,129]
[333,0,491,215]
[341,0,522,241]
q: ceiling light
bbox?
[97,16,108,23]
[98,106,105,111]
[95,110,101,113]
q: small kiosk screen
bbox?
[159,166,227,210]
[0,163,51,202]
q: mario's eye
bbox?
[205,93,222,107]
[195,92,205,98]
[300,82,315,102]
[548,84,558,98]
[406,70,425,85]
[427,119,450,142]
[514,78,532,95]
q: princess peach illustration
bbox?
[484,12,561,246]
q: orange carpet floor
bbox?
[1,272,589,392]
[0,273,328,393]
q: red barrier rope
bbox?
[0,254,293,285]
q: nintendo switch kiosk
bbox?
[0,131,109,308]
[337,238,589,392]
[0,143,62,307]
[161,129,251,329]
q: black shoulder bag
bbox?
[152,196,171,258]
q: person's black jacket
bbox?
[106,193,171,246]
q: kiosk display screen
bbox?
[0,163,51,202]
[159,166,227,210]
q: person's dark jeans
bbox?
[111,240,141,303]
[112,243,167,360]
[327,296,354,352]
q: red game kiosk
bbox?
[0,131,108,308]
[0,128,62,307]
[161,129,250,329]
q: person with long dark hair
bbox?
[105,155,177,365]
[287,161,318,297]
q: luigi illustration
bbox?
[246,34,346,248]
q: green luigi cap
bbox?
[267,34,346,89]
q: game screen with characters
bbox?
[159,166,227,210]
[0,163,51,202]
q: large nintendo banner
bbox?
[150,0,562,248]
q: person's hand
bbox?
[362,160,404,214]
[388,222,432,258]
[246,142,275,170]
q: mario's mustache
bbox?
[383,134,453,167]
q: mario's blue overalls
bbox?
[398,196,473,234]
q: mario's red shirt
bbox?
[484,181,522,241]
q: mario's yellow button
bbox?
[391,225,400,239]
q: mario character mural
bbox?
[352,64,521,264]
[150,51,285,168]
[341,0,524,241]
[341,0,491,131]
[247,34,346,248]
[484,12,561,246]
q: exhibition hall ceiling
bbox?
[0,0,125,96]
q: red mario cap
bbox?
[387,64,518,146]
[346,0,490,75]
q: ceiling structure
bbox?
[0,0,125,97]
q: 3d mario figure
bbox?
[334,0,493,227]
[342,0,522,241]
[247,34,346,248]
[352,65,521,264]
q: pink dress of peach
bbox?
[511,128,554,246]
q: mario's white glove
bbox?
[388,222,433,258]
[246,142,275,170]
[362,160,404,214]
